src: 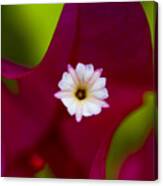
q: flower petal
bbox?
[75,104,83,122]
[89,97,109,108]
[92,88,109,99]
[84,64,94,82]
[84,101,102,115]
[91,77,106,91]
[67,100,77,116]
[75,63,85,82]
[88,69,103,86]
[54,91,72,99]
[58,72,75,90]
[68,64,78,85]
[82,103,92,116]
[61,97,75,108]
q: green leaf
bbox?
[106,91,156,179]
[35,164,54,178]
[2,78,19,94]
[141,1,157,49]
[1,4,64,67]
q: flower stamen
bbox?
[75,88,86,100]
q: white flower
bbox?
[54,63,109,122]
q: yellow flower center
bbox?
[75,88,86,100]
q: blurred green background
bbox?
[1,4,63,67]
